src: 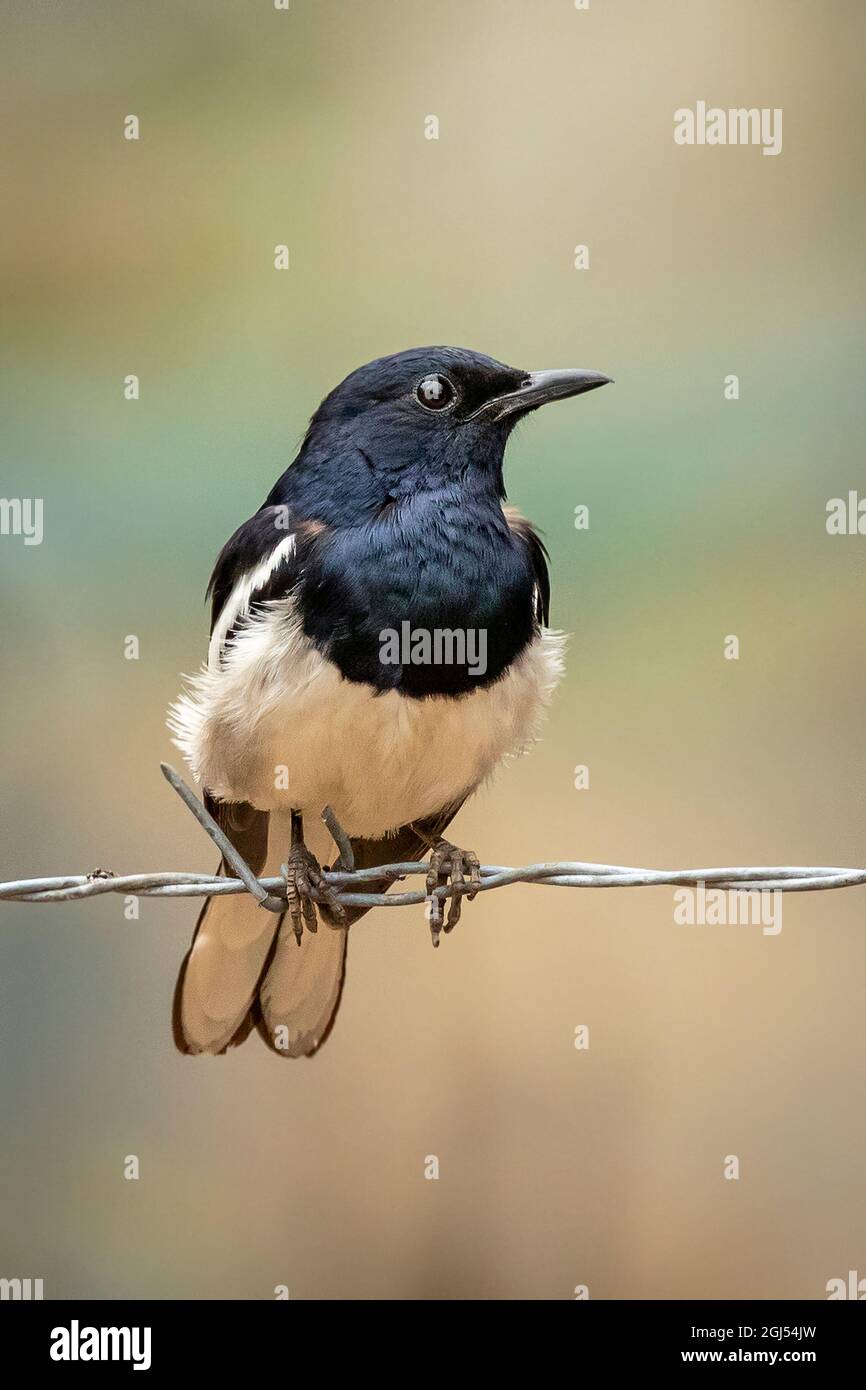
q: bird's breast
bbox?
[170,599,565,834]
[296,501,538,697]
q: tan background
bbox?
[1,0,864,1298]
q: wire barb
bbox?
[159,763,284,912]
[321,803,354,872]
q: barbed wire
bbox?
[1,764,864,912]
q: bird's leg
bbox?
[281,810,346,945]
[420,834,482,948]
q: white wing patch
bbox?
[207,534,296,670]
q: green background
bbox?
[1,0,864,1298]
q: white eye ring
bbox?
[415,374,458,411]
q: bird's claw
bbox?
[281,847,345,944]
[425,839,481,947]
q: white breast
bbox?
[169,597,565,838]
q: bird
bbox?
[168,346,611,1057]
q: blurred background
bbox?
[1,0,864,1299]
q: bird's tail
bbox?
[173,807,348,1057]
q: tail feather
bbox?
[174,808,348,1057]
[173,795,467,1057]
[174,802,285,1055]
[257,917,348,1057]
[173,870,283,1056]
[255,813,349,1057]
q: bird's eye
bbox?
[415,374,456,411]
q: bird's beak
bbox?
[472,368,613,422]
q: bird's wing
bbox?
[206,504,302,669]
[503,507,551,625]
[174,506,321,1055]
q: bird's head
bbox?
[296,346,611,503]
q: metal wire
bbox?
[1,764,864,914]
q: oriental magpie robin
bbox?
[169,347,610,1056]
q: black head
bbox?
[288,346,611,511]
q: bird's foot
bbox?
[425,839,481,947]
[281,846,345,944]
